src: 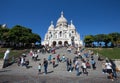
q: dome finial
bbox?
[51,21,53,25]
[70,20,73,24]
[61,11,64,17]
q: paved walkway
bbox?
[0,47,120,83]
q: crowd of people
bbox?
[16,45,119,81]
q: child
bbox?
[48,55,52,64]
[38,63,42,75]
[86,61,91,69]
[52,58,55,68]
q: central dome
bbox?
[56,12,68,26]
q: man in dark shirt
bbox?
[43,58,48,74]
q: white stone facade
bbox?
[42,12,83,46]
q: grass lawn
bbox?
[0,48,29,60]
[88,48,120,59]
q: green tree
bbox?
[9,25,41,48]
[84,35,94,47]
[0,27,10,46]
[109,32,120,47]
[94,34,104,47]
[102,34,112,47]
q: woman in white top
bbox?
[105,60,114,81]
[75,58,80,76]
[81,60,88,75]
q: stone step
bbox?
[0,59,4,69]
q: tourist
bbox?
[17,56,21,66]
[105,60,114,81]
[81,60,88,75]
[37,49,40,53]
[62,55,66,62]
[69,59,72,72]
[38,63,42,75]
[25,59,29,69]
[29,49,33,56]
[43,58,48,74]
[109,59,118,79]
[66,58,70,71]
[34,52,38,61]
[74,58,80,76]
[67,47,71,53]
[48,55,52,64]
[73,56,77,65]
[90,58,96,70]
[86,60,91,69]
[21,56,25,66]
[52,58,56,68]
[32,52,35,61]
[56,54,61,63]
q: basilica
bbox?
[42,12,83,47]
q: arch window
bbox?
[59,31,62,37]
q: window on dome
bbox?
[72,31,74,33]
[49,32,51,35]
[60,24,62,26]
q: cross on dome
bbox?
[70,20,73,24]
[48,21,54,30]
[61,11,64,17]
[51,21,53,25]
[70,20,75,29]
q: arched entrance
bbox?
[64,41,68,46]
[58,41,62,45]
[52,41,56,46]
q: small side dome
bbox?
[48,21,54,30]
[70,20,75,29]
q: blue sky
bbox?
[0,0,120,41]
